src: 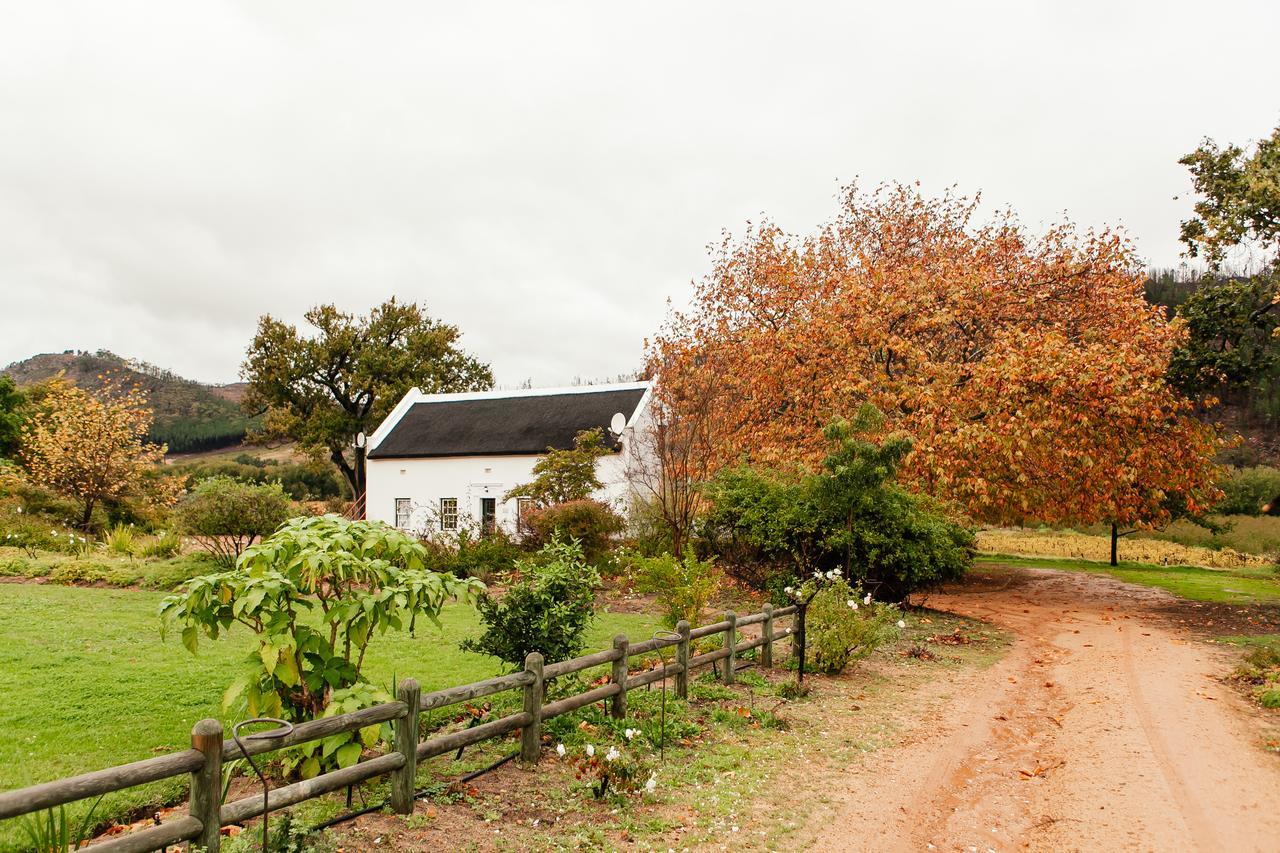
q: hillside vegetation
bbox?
[2,351,257,454]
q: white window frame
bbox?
[394,498,412,529]
[440,497,458,531]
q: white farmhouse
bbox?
[365,381,653,535]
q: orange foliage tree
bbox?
[21,375,174,527]
[648,183,1222,532]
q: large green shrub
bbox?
[160,515,481,777]
[460,537,600,669]
[521,499,625,563]
[1216,466,1280,515]
[627,545,721,627]
[702,407,973,601]
[803,577,901,674]
[174,476,293,567]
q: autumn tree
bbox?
[21,376,172,527]
[243,299,493,497]
[652,182,1222,535]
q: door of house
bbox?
[479,497,496,534]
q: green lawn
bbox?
[0,583,657,851]
[977,554,1280,605]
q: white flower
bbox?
[644,775,657,794]
[50,530,57,536]
[864,593,872,605]
[15,507,21,513]
[585,743,595,758]
[897,620,906,629]
[624,728,636,740]
[785,627,792,634]
[605,746,620,762]
[555,743,565,757]
[783,586,793,596]
[846,600,857,609]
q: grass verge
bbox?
[977,554,1280,605]
[0,583,657,853]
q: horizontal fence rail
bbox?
[0,604,800,851]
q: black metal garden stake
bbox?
[231,717,294,853]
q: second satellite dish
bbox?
[609,412,627,435]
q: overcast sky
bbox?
[1,1,1277,387]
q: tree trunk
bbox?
[80,498,95,530]
[329,445,358,498]
[1110,522,1119,566]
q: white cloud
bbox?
[1,0,1277,384]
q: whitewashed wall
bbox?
[367,450,638,536]
[365,384,656,537]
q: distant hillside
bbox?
[2,350,259,454]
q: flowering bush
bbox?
[788,574,902,674]
[557,736,656,799]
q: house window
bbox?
[439,498,458,531]
[394,498,412,529]
[480,497,496,534]
[516,497,534,532]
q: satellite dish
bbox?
[609,412,627,435]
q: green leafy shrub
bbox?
[627,545,721,627]
[461,537,600,668]
[174,476,293,567]
[48,560,116,586]
[521,499,625,563]
[802,577,901,674]
[1216,466,1280,515]
[160,515,482,777]
[702,407,973,601]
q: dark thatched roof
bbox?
[368,386,648,459]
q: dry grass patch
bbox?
[976,528,1276,570]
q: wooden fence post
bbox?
[520,652,544,766]
[761,604,774,668]
[610,635,628,719]
[723,611,737,685]
[189,718,223,853]
[675,620,690,699]
[391,678,420,815]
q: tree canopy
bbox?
[1179,123,1280,268]
[243,299,493,495]
[20,376,175,526]
[505,428,610,507]
[0,377,26,460]
[651,182,1222,530]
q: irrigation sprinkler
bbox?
[650,629,682,760]
[231,717,294,853]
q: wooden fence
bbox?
[0,604,801,853]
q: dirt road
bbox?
[812,568,1280,852]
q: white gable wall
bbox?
[365,381,655,537]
